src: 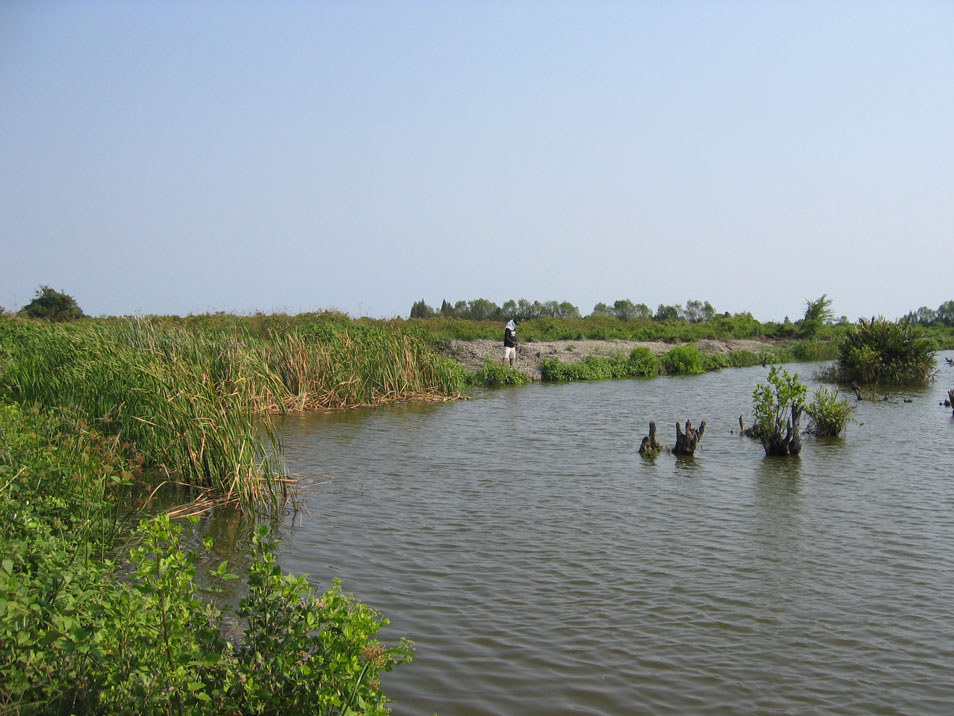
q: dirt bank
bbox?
[442,337,778,381]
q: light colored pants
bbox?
[504,346,516,361]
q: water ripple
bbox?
[271,355,954,715]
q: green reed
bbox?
[0,316,464,509]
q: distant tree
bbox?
[501,300,518,319]
[467,298,501,321]
[936,300,954,326]
[613,299,637,321]
[800,294,834,338]
[591,302,613,317]
[440,299,454,317]
[902,306,936,325]
[19,285,85,322]
[684,299,716,324]
[633,303,653,320]
[557,301,580,319]
[410,299,435,319]
[654,304,681,322]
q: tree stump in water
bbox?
[738,415,760,438]
[673,420,706,456]
[761,404,803,456]
[948,389,954,415]
[639,421,662,456]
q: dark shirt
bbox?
[504,327,517,347]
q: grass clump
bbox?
[805,387,855,437]
[834,317,936,385]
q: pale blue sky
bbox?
[2,1,952,321]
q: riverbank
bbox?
[443,337,783,381]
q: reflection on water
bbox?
[203,355,954,715]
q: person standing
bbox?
[503,318,518,366]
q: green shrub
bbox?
[661,344,705,375]
[625,347,660,377]
[805,387,855,437]
[836,317,936,385]
[467,361,532,387]
[18,285,85,322]
[752,366,807,456]
[540,348,659,382]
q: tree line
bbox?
[410,297,721,323]
[902,300,954,326]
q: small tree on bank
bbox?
[19,286,85,322]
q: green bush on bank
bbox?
[540,348,659,382]
[660,344,705,375]
[467,361,533,387]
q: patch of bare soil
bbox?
[442,337,778,381]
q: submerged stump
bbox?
[673,420,706,456]
[761,404,803,456]
[639,421,663,456]
[738,415,760,439]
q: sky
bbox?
[2,1,952,322]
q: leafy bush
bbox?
[805,387,854,437]
[540,348,659,382]
[467,361,532,387]
[752,366,807,456]
[18,285,85,322]
[661,344,705,375]
[836,317,936,385]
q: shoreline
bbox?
[442,337,781,382]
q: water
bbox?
[260,356,953,714]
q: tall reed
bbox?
[0,316,464,509]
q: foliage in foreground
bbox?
[0,403,410,715]
[752,366,807,456]
[805,387,855,437]
[835,317,936,386]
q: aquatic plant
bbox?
[805,387,855,437]
[752,366,807,456]
[836,317,935,385]
[0,316,464,508]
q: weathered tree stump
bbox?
[948,389,954,415]
[673,420,706,456]
[639,421,662,456]
[738,415,760,438]
[761,404,803,456]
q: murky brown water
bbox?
[204,355,954,715]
